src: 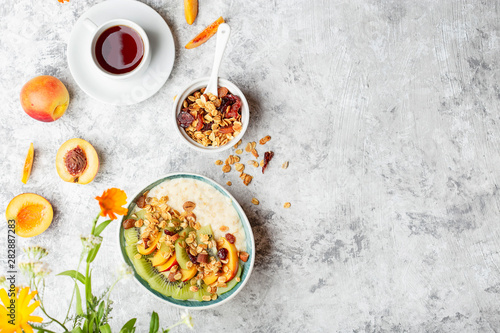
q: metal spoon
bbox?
[204,23,231,96]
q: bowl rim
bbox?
[172,77,249,153]
[118,172,255,309]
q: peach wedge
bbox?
[21,143,34,184]
[6,193,53,238]
[56,138,99,184]
[219,237,239,282]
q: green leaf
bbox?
[71,327,84,333]
[99,324,112,333]
[88,313,95,333]
[94,220,113,237]
[97,301,105,324]
[75,283,84,316]
[87,244,102,263]
[120,318,137,333]
[149,311,159,333]
[57,270,85,284]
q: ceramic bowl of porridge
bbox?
[119,173,255,309]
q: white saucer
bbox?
[67,0,175,105]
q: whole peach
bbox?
[20,75,70,122]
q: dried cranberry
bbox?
[262,151,274,174]
[227,96,242,118]
[217,248,228,260]
[164,230,175,236]
[225,233,236,244]
[218,94,236,113]
[202,121,214,131]
[177,111,195,128]
[187,251,198,264]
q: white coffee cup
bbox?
[84,18,151,80]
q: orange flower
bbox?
[58,0,70,3]
[95,188,128,220]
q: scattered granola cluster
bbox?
[213,136,291,208]
[177,87,243,147]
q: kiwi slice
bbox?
[175,238,191,270]
[124,228,139,246]
[217,262,243,295]
[178,227,194,238]
[171,282,194,300]
[131,209,147,220]
[196,224,214,244]
[193,284,212,301]
[147,274,177,297]
[132,256,157,281]
[125,244,138,261]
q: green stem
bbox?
[91,213,100,235]
[32,327,58,333]
[33,279,68,332]
[164,320,183,331]
[62,253,84,325]
[85,212,101,316]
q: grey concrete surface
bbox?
[1,0,500,332]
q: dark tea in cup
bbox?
[95,25,144,75]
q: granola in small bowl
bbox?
[173,78,249,153]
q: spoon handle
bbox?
[205,23,231,96]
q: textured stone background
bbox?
[1,0,500,332]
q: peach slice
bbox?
[203,272,219,285]
[151,242,172,267]
[56,138,99,184]
[184,0,198,25]
[137,233,161,255]
[181,266,198,282]
[20,75,69,122]
[219,237,239,282]
[157,254,178,272]
[21,143,34,184]
[6,193,53,238]
[185,17,224,49]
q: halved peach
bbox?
[157,254,178,272]
[219,237,239,282]
[6,193,53,238]
[56,138,99,184]
[21,143,34,184]
[137,233,161,255]
[203,272,219,285]
[181,266,197,282]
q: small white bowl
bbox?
[173,77,249,153]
